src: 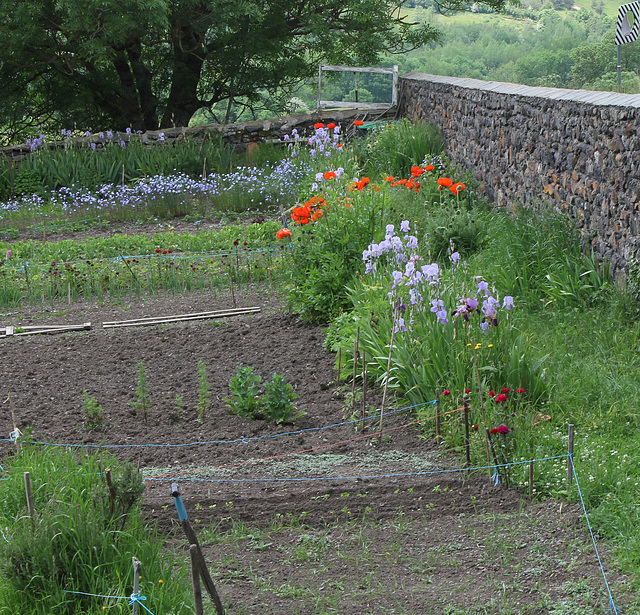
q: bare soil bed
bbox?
[0,285,635,614]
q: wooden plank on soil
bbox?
[2,323,91,337]
[102,306,261,329]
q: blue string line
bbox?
[63,590,156,615]
[144,454,571,483]
[0,400,433,450]
[571,458,619,614]
[0,528,8,543]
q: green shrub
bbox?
[0,446,188,615]
[262,373,303,424]
[81,390,104,429]
[225,366,263,419]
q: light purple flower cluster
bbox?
[307,125,342,159]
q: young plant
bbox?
[225,366,263,419]
[130,360,152,422]
[81,390,103,429]
[262,373,303,424]
[196,360,211,422]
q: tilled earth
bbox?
[0,287,635,614]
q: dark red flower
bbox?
[155,249,161,253]
[516,388,525,393]
[162,250,168,254]
[489,391,495,397]
[442,390,450,397]
[465,388,471,394]
[501,388,510,394]
[496,425,510,434]
[472,424,479,431]
[494,394,508,402]
[490,428,499,434]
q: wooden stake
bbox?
[229,271,236,308]
[529,459,534,499]
[202,158,207,180]
[378,321,397,437]
[67,282,71,305]
[268,267,274,296]
[473,346,492,473]
[122,164,125,186]
[23,471,35,521]
[105,468,116,515]
[351,327,360,409]
[6,393,21,452]
[567,423,575,486]
[337,347,341,380]
[190,545,204,615]
[131,557,142,615]
[463,396,471,469]
[435,390,441,444]
[171,484,225,615]
[361,348,367,421]
[485,429,501,484]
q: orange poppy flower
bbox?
[437,177,453,188]
[384,176,395,183]
[406,179,415,190]
[450,182,466,195]
[323,171,337,180]
[424,164,434,172]
[327,123,336,129]
[276,228,292,240]
[353,120,364,126]
[411,166,424,178]
[313,122,324,129]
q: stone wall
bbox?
[398,72,640,276]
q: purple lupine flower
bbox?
[450,251,461,265]
[503,296,514,310]
[315,172,324,182]
[394,317,407,333]
[400,220,411,233]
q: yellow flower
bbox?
[474,343,481,350]
[158,579,164,585]
[488,344,493,348]
[466,343,472,347]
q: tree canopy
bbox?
[0,0,506,141]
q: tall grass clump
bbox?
[352,119,445,178]
[476,206,611,310]
[0,445,190,615]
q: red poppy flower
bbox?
[449,183,466,195]
[276,228,291,240]
[385,176,395,183]
[327,123,336,129]
[324,171,337,180]
[437,177,453,188]
[424,164,434,172]
[314,122,324,129]
[406,179,415,190]
[411,166,424,177]
[501,388,510,394]
[353,120,364,126]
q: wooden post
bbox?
[171,484,225,615]
[67,282,71,305]
[105,468,116,515]
[435,390,441,444]
[463,396,471,468]
[337,347,341,381]
[229,271,236,308]
[567,424,575,486]
[529,459,534,499]
[361,348,367,421]
[23,472,35,521]
[378,321,397,436]
[6,393,21,452]
[131,557,142,615]
[190,545,204,615]
[485,429,501,484]
[351,327,360,409]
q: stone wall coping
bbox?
[401,71,640,108]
